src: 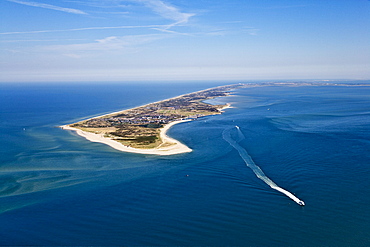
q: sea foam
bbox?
[223,126,305,206]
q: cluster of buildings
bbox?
[73,85,239,129]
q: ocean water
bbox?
[0,81,369,246]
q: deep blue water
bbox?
[0,81,369,246]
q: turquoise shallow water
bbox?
[0,81,369,246]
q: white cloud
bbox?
[6,0,87,15]
[43,34,164,55]
[137,0,194,24]
[0,25,163,35]
[64,0,196,26]
[2,0,195,36]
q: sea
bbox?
[0,81,369,246]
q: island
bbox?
[61,84,244,155]
[61,81,370,155]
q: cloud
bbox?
[138,0,194,23]
[0,38,85,42]
[131,0,195,32]
[43,34,164,55]
[2,0,195,36]
[6,0,87,15]
[244,27,259,36]
[150,27,190,36]
[64,0,130,9]
[65,0,196,25]
[0,25,163,35]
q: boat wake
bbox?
[223,126,305,206]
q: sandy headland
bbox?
[61,84,243,155]
[61,120,192,155]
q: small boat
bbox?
[298,201,305,206]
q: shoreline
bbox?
[61,119,193,156]
[219,103,232,112]
[74,85,236,122]
[60,84,240,155]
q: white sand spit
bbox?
[61,120,192,156]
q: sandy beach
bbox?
[59,85,237,155]
[219,103,232,112]
[61,119,192,155]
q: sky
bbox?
[1,0,369,82]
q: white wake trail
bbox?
[223,126,305,206]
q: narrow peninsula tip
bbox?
[61,83,243,155]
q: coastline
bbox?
[219,103,232,112]
[74,85,236,122]
[60,84,240,155]
[61,119,193,155]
